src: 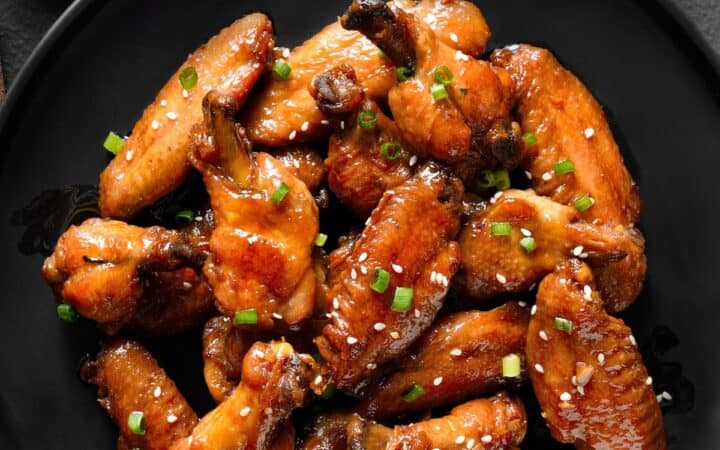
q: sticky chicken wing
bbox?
[81,340,198,450]
[316,163,463,391]
[342,0,521,177]
[526,260,665,448]
[99,13,275,219]
[456,189,646,310]
[189,91,319,328]
[358,302,529,419]
[490,44,645,312]
[240,0,490,147]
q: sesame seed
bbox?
[358,252,368,262]
[347,336,358,344]
[560,392,572,401]
[535,363,544,373]
[481,435,492,444]
[584,127,595,138]
[572,375,577,386]
[466,439,475,448]
[166,112,178,120]
[433,376,443,386]
[646,376,653,385]
[518,301,527,308]
[583,285,593,300]
[597,353,605,365]
[390,331,400,339]
[239,407,251,417]
[283,48,291,58]
[301,121,309,132]
[455,50,469,61]
[314,375,323,385]
[450,348,462,357]
[662,391,672,401]
[525,170,533,180]
[573,245,584,256]
[391,263,403,273]
[520,228,532,237]
[153,386,162,398]
[182,89,189,98]
[409,155,418,166]
[430,271,438,283]
[230,43,240,52]
[333,298,339,309]
[125,150,134,161]
[529,282,537,291]
[160,99,167,107]
[367,363,377,370]
[272,312,283,320]
[374,322,386,331]
[629,335,637,346]
[414,309,420,318]
[351,268,357,280]
[340,120,345,130]
[455,435,465,444]
[542,171,553,181]
[531,305,537,315]
[539,330,548,341]
[151,119,160,129]
[360,265,368,275]
[656,394,663,403]
[321,119,330,125]
[167,414,177,423]
[288,130,297,140]
[449,32,459,42]
[496,273,507,284]
[182,281,192,290]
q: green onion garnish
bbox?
[358,110,378,129]
[573,194,594,212]
[379,142,402,160]
[320,384,336,400]
[175,209,193,225]
[272,59,292,80]
[430,83,449,101]
[103,132,126,155]
[523,132,538,147]
[234,308,259,325]
[502,353,521,378]
[179,66,198,89]
[553,317,573,333]
[433,65,454,85]
[271,182,290,205]
[370,268,391,293]
[391,287,413,312]
[401,383,426,403]
[477,170,495,189]
[127,411,145,435]
[315,233,328,247]
[490,222,512,236]
[493,170,511,190]
[519,236,537,253]
[396,66,413,81]
[56,303,78,322]
[312,352,324,362]
[376,49,386,59]
[553,159,575,174]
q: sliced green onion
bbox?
[272,59,292,80]
[103,132,126,155]
[519,236,537,253]
[179,66,198,89]
[433,65,454,85]
[502,353,521,378]
[127,411,145,435]
[379,142,402,160]
[391,287,413,312]
[396,66,413,81]
[271,182,290,205]
[477,170,495,189]
[234,309,258,325]
[430,83,448,101]
[523,132,538,147]
[493,170,511,190]
[370,268,391,293]
[553,159,575,174]
[320,384,336,400]
[175,209,194,225]
[401,383,426,403]
[490,222,512,236]
[312,352,324,362]
[554,316,573,333]
[56,303,78,323]
[314,233,328,247]
[573,194,595,212]
[358,110,378,129]
[376,49,386,59]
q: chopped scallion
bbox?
[391,287,413,312]
[272,59,292,80]
[523,132,538,147]
[573,194,595,212]
[379,142,402,160]
[553,159,575,174]
[430,83,448,101]
[502,353,521,378]
[370,268,390,293]
[396,66,413,81]
[234,309,258,325]
[477,170,495,189]
[433,65,454,85]
[519,236,537,253]
[554,316,573,333]
[490,222,512,236]
[320,384,336,400]
[315,233,328,247]
[175,209,193,225]
[179,66,198,89]
[358,110,378,129]
[127,411,145,435]
[493,170,511,190]
[56,303,78,322]
[103,132,126,155]
[271,182,290,205]
[401,383,425,402]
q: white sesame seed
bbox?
[367,363,377,370]
[572,245,584,256]
[320,119,330,125]
[125,150,134,161]
[430,271,438,283]
[481,435,492,444]
[560,392,572,401]
[360,265,368,275]
[151,119,160,129]
[166,112,178,120]
[534,363,544,374]
[239,407,251,417]
[153,386,162,398]
[584,127,595,138]
[340,120,345,130]
[283,48,291,58]
[414,309,420,318]
[662,391,672,401]
[167,414,177,423]
[391,263,403,273]
[656,394,663,403]
[583,285,593,300]
[531,304,537,316]
[455,435,465,444]
[466,439,475,448]
[529,282,537,291]
[646,376,653,385]
[160,99,167,107]
[333,298,339,309]
[390,331,400,339]
[629,335,637,346]
[496,273,507,284]
[518,301,527,308]
[571,375,577,386]
[230,43,240,52]
[351,268,357,280]
[301,121,309,132]
[450,348,462,357]
[455,50,469,61]
[347,336,358,345]
[449,32,459,43]
[358,252,368,262]
[272,312,283,320]
[520,228,532,237]
[252,349,265,359]
[314,375,323,385]
[542,171,553,181]
[374,322,386,331]
[525,170,533,180]
[597,353,605,365]
[182,281,192,290]
[409,155,418,166]
[539,330,548,341]
[288,130,297,140]
[182,89,189,98]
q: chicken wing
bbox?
[358,302,530,419]
[240,0,490,147]
[526,260,665,448]
[490,44,645,312]
[456,189,646,310]
[99,13,275,219]
[316,163,463,391]
[81,340,198,450]
[169,341,319,450]
[342,0,521,178]
[189,91,319,328]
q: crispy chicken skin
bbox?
[311,64,414,215]
[457,190,646,309]
[316,163,463,391]
[348,393,527,450]
[358,302,529,419]
[240,0,490,147]
[99,13,275,220]
[81,340,198,450]
[202,316,254,403]
[490,44,645,312]
[342,0,521,175]
[272,145,327,193]
[527,260,665,449]
[189,91,319,328]
[169,341,318,450]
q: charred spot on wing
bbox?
[310,64,364,116]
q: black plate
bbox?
[0,0,717,448]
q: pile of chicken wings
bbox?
[43,1,665,448]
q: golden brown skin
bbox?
[272,145,327,193]
[490,44,645,312]
[348,393,527,450]
[189,91,319,328]
[527,260,666,448]
[169,341,318,450]
[457,190,646,308]
[81,340,198,450]
[358,302,530,419]
[316,164,463,391]
[99,13,275,219]
[240,0,490,147]
[342,0,521,176]
[202,316,254,403]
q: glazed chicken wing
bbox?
[315,163,463,391]
[81,340,199,450]
[456,189,646,311]
[240,0,490,147]
[358,302,529,419]
[99,13,275,219]
[526,260,665,448]
[189,91,319,328]
[490,44,645,312]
